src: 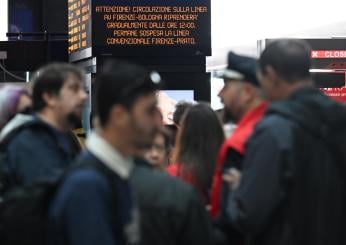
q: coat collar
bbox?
[86,132,133,179]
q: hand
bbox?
[222,168,242,191]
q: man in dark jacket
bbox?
[130,122,213,245]
[48,60,161,245]
[224,39,346,245]
[2,63,87,186]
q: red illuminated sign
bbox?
[311,50,346,59]
[320,87,346,103]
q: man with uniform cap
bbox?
[223,39,346,245]
[210,52,268,244]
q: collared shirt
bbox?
[86,132,133,179]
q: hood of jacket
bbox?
[266,87,346,163]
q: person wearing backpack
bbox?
[224,39,346,245]
[1,63,87,188]
[48,59,162,245]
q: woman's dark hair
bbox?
[158,126,174,152]
[32,63,84,112]
[174,102,225,192]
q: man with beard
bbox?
[209,52,268,244]
[48,59,161,245]
[2,63,87,186]
[224,39,346,245]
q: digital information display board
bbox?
[68,0,92,56]
[307,39,346,103]
[68,0,211,61]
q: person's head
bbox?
[257,39,312,101]
[95,59,162,155]
[174,102,225,190]
[144,127,172,171]
[0,85,32,129]
[218,52,264,122]
[173,101,193,127]
[32,63,87,131]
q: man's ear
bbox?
[242,83,257,102]
[42,92,57,108]
[265,65,281,88]
[108,104,129,128]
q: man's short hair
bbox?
[32,63,84,112]
[259,39,311,83]
[94,59,162,127]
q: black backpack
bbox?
[0,121,117,245]
[0,120,80,195]
[0,158,119,245]
[0,121,40,195]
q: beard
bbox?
[132,127,158,149]
[130,120,158,149]
[222,108,236,124]
[66,112,83,129]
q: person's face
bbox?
[144,133,169,169]
[218,80,247,122]
[54,74,87,128]
[128,92,159,148]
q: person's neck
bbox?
[37,110,68,132]
[238,98,265,120]
[247,98,265,113]
[98,129,133,158]
[280,79,313,100]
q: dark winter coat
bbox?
[227,87,346,245]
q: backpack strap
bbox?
[78,159,123,238]
[0,121,36,150]
[0,119,63,151]
[70,159,119,223]
[0,120,71,192]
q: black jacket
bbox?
[215,150,244,245]
[3,118,75,187]
[227,87,346,245]
[48,152,139,245]
[130,158,213,245]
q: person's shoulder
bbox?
[6,126,38,148]
[9,119,54,141]
[0,114,34,140]
[50,169,114,217]
[258,111,290,128]
[7,125,54,153]
[249,111,296,151]
[133,164,193,192]
[59,168,111,196]
[256,102,297,134]
[131,165,198,208]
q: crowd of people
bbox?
[0,39,346,245]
